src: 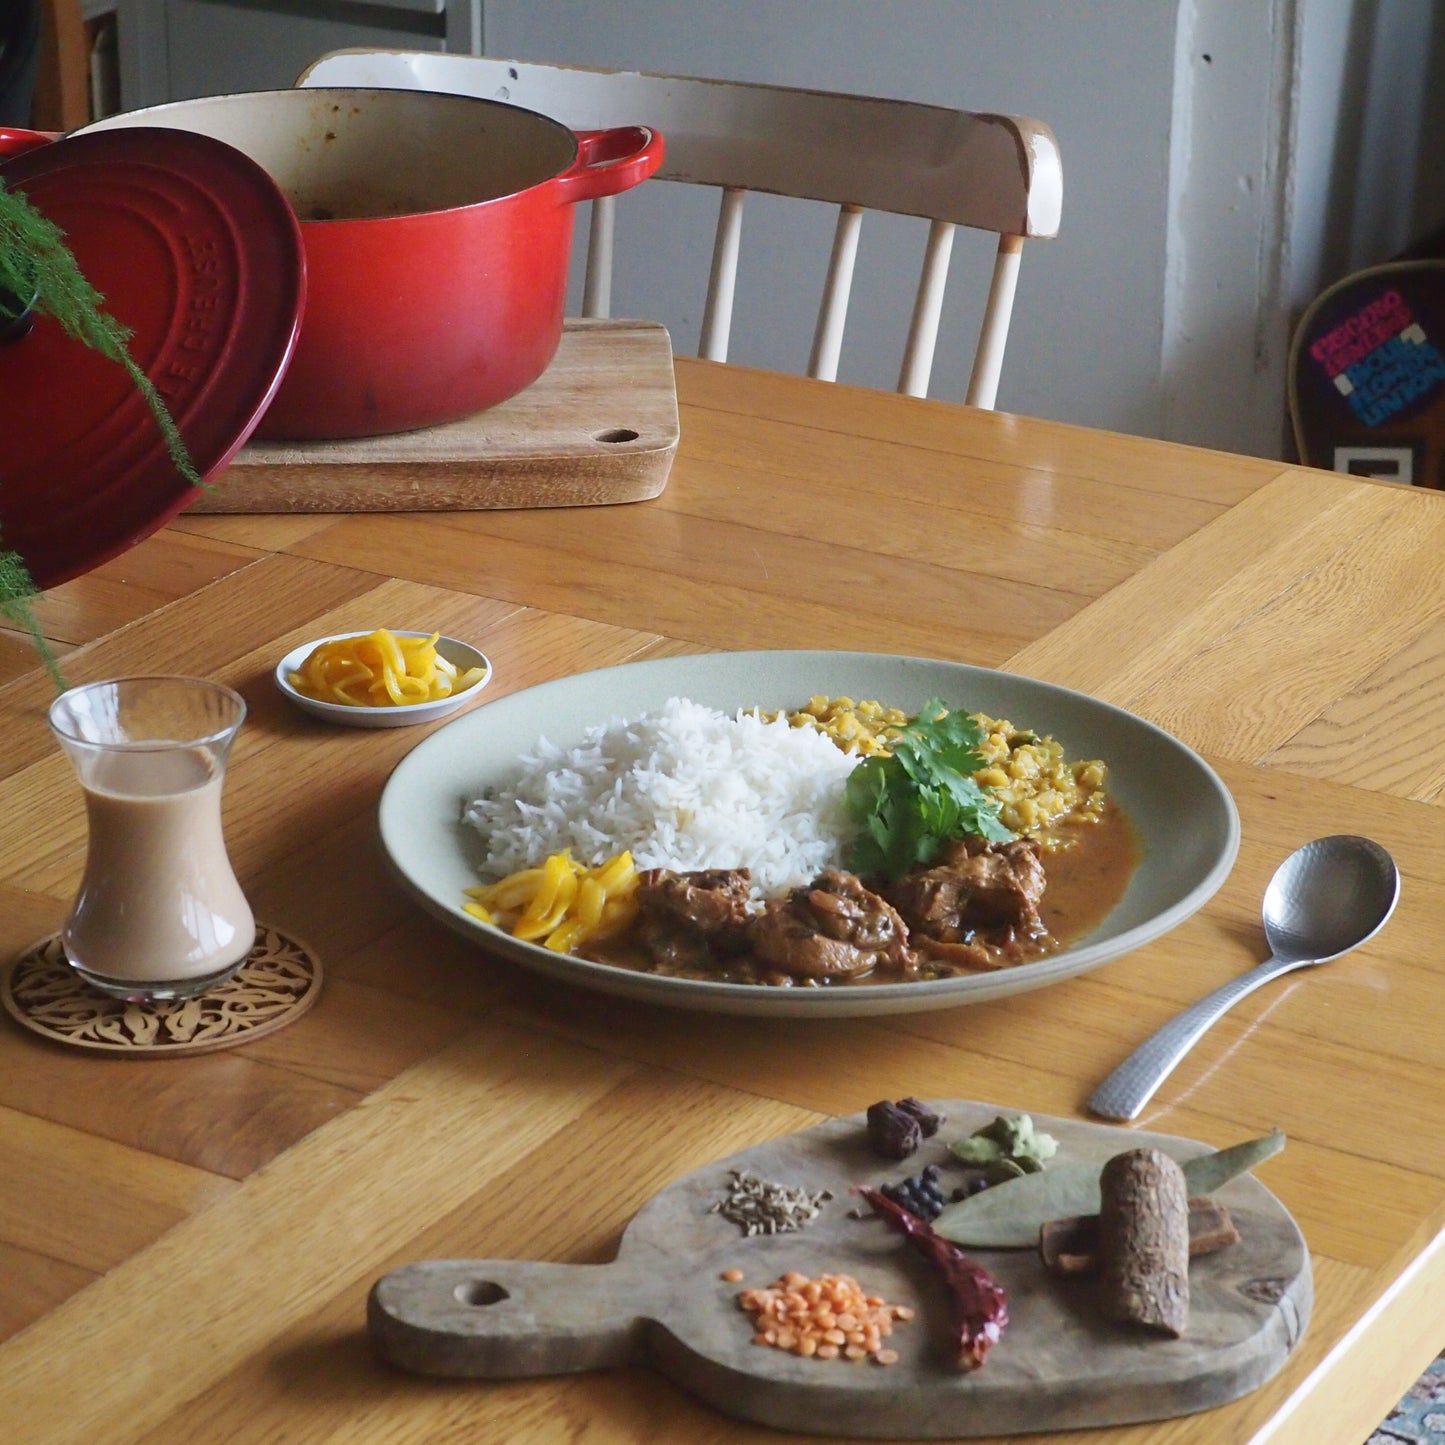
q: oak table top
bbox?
[2,359,1442,1444]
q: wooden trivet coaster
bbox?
[0,926,322,1057]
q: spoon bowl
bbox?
[1088,834,1400,1120]
[1262,835,1400,964]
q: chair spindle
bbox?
[582,195,616,319]
[700,185,745,363]
[964,233,1024,410]
[808,202,863,382]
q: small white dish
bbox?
[275,630,492,729]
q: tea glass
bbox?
[49,676,255,1001]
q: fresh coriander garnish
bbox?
[845,698,1012,881]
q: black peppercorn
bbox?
[881,1163,949,1220]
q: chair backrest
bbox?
[299,50,1062,408]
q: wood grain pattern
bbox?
[1,360,1442,1445]
[200,320,679,513]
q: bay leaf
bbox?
[1179,1127,1286,1195]
[932,1128,1285,1248]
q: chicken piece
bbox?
[636,867,753,935]
[885,837,1048,943]
[750,869,913,980]
[634,867,755,967]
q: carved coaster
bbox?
[1,926,322,1057]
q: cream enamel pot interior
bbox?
[78,89,663,440]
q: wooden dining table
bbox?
[2,356,1442,1444]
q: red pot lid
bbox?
[0,126,305,589]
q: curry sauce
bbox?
[1036,801,1140,944]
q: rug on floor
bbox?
[1368,1353,1445,1443]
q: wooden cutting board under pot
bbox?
[198,319,679,514]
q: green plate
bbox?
[378,650,1239,1017]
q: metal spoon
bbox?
[1087,835,1400,1121]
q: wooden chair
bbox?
[299,52,1060,409]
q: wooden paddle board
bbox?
[194,319,678,513]
[368,1100,1310,1438]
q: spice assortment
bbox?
[367,1100,1311,1439]
[706,1105,1282,1371]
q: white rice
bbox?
[463,696,861,897]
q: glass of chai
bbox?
[49,676,256,1001]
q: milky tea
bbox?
[65,747,254,987]
[50,677,254,1000]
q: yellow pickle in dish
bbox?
[288,629,487,707]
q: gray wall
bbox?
[485,0,1445,455]
[486,0,1181,439]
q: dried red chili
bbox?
[858,1185,1009,1370]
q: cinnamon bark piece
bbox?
[1040,1196,1239,1275]
[1096,1147,1190,1337]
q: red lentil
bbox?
[737,1270,911,1365]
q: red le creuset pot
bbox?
[3,88,663,440]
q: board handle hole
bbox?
[593,428,640,444]
[455,1280,510,1307]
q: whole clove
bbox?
[1096,1148,1190,1337]
[858,1186,1008,1369]
[1039,1196,1239,1275]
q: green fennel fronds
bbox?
[0,548,64,689]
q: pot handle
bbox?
[0,128,61,162]
[553,126,665,205]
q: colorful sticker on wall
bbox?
[1309,290,1445,427]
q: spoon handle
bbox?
[1087,955,1304,1120]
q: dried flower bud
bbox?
[896,1097,945,1137]
[867,1100,924,1159]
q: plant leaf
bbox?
[932,1128,1286,1248]
[1177,1127,1286,1196]
[0,548,64,688]
[844,697,1011,880]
